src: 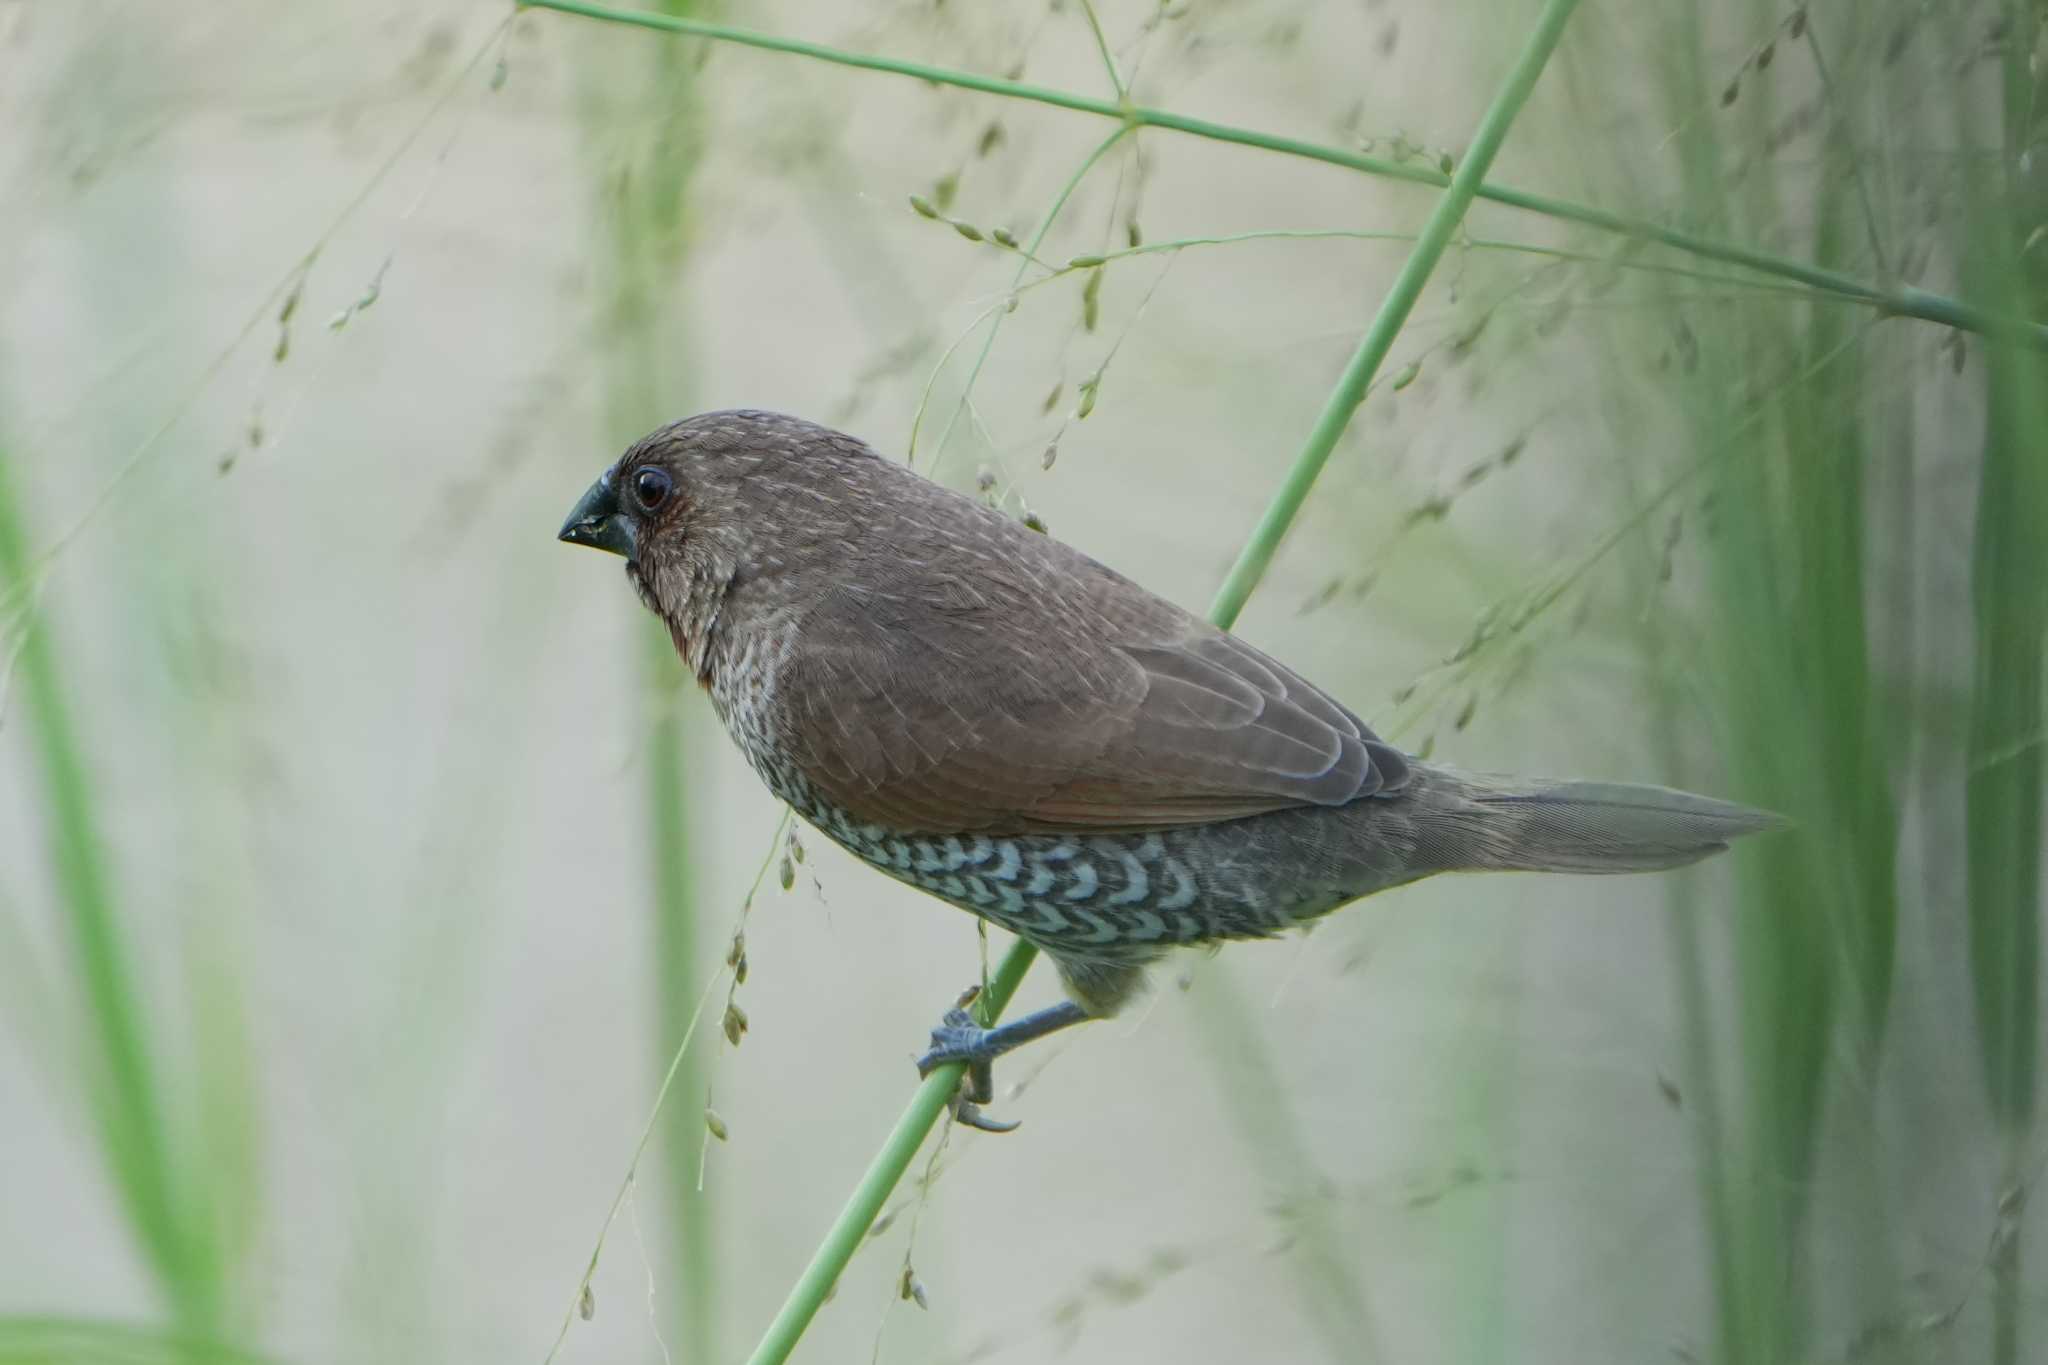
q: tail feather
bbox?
[1413,769,1785,875]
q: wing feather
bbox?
[764,477,1409,835]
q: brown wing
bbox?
[772,536,1409,836]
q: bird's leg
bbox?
[919,1000,1093,1081]
[916,999,1092,1128]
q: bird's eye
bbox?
[632,467,673,511]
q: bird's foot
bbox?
[917,1007,1002,1102]
[914,996,1095,1131]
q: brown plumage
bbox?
[560,410,1780,1097]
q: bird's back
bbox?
[707,442,1412,840]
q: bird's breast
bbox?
[795,804,1220,952]
[703,623,814,809]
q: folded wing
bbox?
[776,564,1408,835]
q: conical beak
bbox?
[558,474,636,560]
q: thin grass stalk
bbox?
[1684,217,1825,1365]
[644,631,714,1354]
[573,6,719,1353]
[1966,333,2044,1365]
[515,0,2048,349]
[1633,8,1891,1356]
[1798,19,1901,1056]
[1643,15,1772,1359]
[1719,133,1904,1365]
[919,126,1128,472]
[1072,0,1124,100]
[739,2,1584,1359]
[0,450,222,1331]
[630,238,719,1365]
[1652,747,1741,1363]
[1582,187,1744,1356]
[1178,0,1600,1345]
[1205,0,1581,623]
[1963,28,2048,1358]
[1565,72,1745,1341]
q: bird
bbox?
[559,409,1779,1125]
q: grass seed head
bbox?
[722,1002,749,1047]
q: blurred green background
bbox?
[2,1,2042,1362]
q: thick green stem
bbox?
[515,0,2046,349]
[735,1,1583,1360]
[740,943,1036,1365]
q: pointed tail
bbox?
[1409,769,1785,875]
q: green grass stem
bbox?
[1073,0,1125,100]
[1009,226,1846,304]
[1206,0,1581,625]
[1964,38,2048,1361]
[516,0,2046,349]
[574,1,720,1351]
[739,942,1037,1365]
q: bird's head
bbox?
[558,409,888,658]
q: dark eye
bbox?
[632,466,673,511]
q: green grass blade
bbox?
[1964,36,2048,1361]
[1964,0,2047,1154]
[0,449,222,1331]
[1966,323,2045,1365]
[1626,10,1907,1355]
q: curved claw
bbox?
[949,1095,1021,1134]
